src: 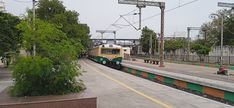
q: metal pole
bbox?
[139,7,142,30]
[159,5,165,67]
[114,31,116,44]
[32,0,36,56]
[101,33,103,44]
[158,34,160,56]
[187,28,190,61]
[149,34,152,58]
[155,34,157,56]
[220,15,223,67]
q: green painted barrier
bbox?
[187,83,203,93]
[224,91,234,102]
[147,73,155,80]
[164,77,175,85]
[229,66,234,70]
[136,70,141,76]
[127,68,132,73]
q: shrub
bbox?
[10,56,84,96]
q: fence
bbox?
[132,54,234,65]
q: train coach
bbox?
[88,44,123,69]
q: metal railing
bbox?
[132,54,234,65]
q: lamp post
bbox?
[210,13,224,70]
[32,0,36,56]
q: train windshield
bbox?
[101,48,120,55]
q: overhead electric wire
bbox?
[95,0,199,38]
[140,0,199,23]
[120,15,138,30]
[121,9,137,16]
[13,0,31,3]
[105,9,137,30]
[115,0,199,31]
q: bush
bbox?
[10,56,84,96]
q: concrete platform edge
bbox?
[121,64,234,103]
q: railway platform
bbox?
[123,59,234,83]
[79,59,233,108]
[121,59,234,103]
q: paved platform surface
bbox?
[0,64,12,94]
[79,59,233,108]
[123,59,234,83]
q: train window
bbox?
[112,49,120,54]
[101,49,120,54]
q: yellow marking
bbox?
[83,61,172,108]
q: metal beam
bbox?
[118,0,166,67]
[96,30,116,34]
[118,0,165,7]
[187,27,201,31]
[96,30,117,44]
[187,27,200,61]
[218,2,234,8]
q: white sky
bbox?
[3,0,234,39]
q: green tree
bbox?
[201,9,234,46]
[36,0,65,21]
[11,18,84,96]
[140,26,158,55]
[0,12,21,56]
[191,39,211,61]
[164,38,186,58]
[36,0,91,50]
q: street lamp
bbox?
[210,13,224,72]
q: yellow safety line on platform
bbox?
[83,60,172,108]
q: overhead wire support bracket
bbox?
[118,0,166,67]
[120,15,139,31]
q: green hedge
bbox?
[10,56,84,96]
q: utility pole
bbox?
[138,6,142,30]
[217,2,234,68]
[114,31,116,44]
[155,33,157,56]
[210,2,234,75]
[158,36,160,56]
[32,0,36,56]
[118,0,165,67]
[187,28,190,61]
[136,1,145,30]
[159,3,165,67]
[221,14,223,67]
[149,34,152,58]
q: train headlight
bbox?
[116,61,120,65]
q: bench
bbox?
[144,59,159,65]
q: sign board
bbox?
[218,2,234,8]
[118,0,164,7]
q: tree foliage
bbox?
[10,56,83,96]
[140,26,158,55]
[0,12,21,56]
[36,0,90,50]
[11,18,84,96]
[191,39,211,61]
[201,9,234,46]
[10,0,89,96]
[164,38,186,53]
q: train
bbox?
[88,44,123,69]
